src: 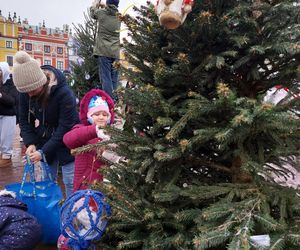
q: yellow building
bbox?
[0,12,18,68]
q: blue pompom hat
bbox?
[106,0,119,7]
[87,96,111,124]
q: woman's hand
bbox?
[29,151,42,164]
[25,144,36,155]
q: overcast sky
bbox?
[0,0,154,30]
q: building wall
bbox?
[18,24,69,71]
[0,12,70,71]
[0,17,18,68]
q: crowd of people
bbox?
[0,0,122,248]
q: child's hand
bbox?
[96,128,111,141]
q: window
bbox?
[6,41,12,48]
[57,47,63,54]
[25,43,32,51]
[44,60,51,65]
[7,56,13,66]
[69,48,75,56]
[44,45,50,53]
[57,61,64,71]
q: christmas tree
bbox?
[71,10,100,98]
[76,0,300,249]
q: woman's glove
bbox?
[92,0,105,8]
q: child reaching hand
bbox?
[63,89,121,191]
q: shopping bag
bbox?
[5,157,63,244]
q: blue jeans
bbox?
[98,56,119,101]
[42,159,74,198]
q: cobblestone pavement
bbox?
[0,127,25,188]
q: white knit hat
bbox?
[12,51,47,93]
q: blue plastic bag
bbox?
[5,157,63,244]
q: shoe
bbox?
[57,234,71,250]
[0,158,12,167]
[2,155,11,160]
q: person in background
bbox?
[90,0,121,101]
[12,51,79,198]
[63,89,123,191]
[0,189,41,249]
[0,62,18,165]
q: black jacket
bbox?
[0,77,19,117]
[19,66,80,165]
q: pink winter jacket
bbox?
[63,89,114,191]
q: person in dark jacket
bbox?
[90,0,121,101]
[0,189,41,250]
[12,51,80,198]
[0,62,19,165]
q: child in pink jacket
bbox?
[63,89,120,191]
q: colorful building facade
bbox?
[0,10,70,71]
[18,20,69,71]
[0,12,18,67]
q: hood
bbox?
[0,196,27,211]
[40,65,67,90]
[0,62,10,84]
[80,89,115,125]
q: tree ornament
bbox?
[177,52,189,63]
[112,60,121,70]
[84,72,90,80]
[179,139,189,151]
[217,82,231,98]
[259,102,273,111]
[60,190,111,250]
[155,0,194,29]
[155,59,167,75]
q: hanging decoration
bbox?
[59,190,111,250]
[155,0,194,29]
[84,72,90,80]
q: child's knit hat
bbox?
[87,96,111,124]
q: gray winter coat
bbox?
[90,4,121,59]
